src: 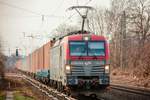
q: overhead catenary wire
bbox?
[84,0,92,6]
[0,0,41,16]
[50,0,65,16]
[0,0,64,19]
[49,0,94,38]
[40,0,65,28]
[0,0,92,24]
[0,0,65,55]
[61,0,93,24]
[0,0,65,37]
[76,0,79,6]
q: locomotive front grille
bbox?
[70,60,106,76]
[71,65,105,76]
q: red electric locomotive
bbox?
[50,31,110,91]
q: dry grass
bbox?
[0,91,5,100]
[111,67,150,88]
[111,41,150,88]
[14,91,34,100]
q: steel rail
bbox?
[23,75,106,100]
[5,73,76,100]
[23,75,77,100]
[110,84,150,97]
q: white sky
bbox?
[0,0,110,56]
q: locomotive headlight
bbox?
[105,65,109,73]
[84,36,89,41]
[66,65,70,70]
[66,65,71,73]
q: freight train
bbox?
[16,31,110,94]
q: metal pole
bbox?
[68,6,94,34]
[81,16,86,34]
[120,11,126,69]
[122,11,126,69]
[9,48,10,56]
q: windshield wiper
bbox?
[78,48,86,60]
[93,53,98,59]
[88,48,98,59]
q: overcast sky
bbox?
[0,0,110,56]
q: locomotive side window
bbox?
[70,42,87,56]
[88,42,105,56]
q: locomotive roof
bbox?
[52,30,106,41]
[52,31,106,47]
[67,33,106,39]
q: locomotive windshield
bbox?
[70,42,87,56]
[70,41,105,56]
[88,42,105,56]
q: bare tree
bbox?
[88,8,106,35]
[51,23,80,38]
[127,0,150,44]
[0,41,5,79]
[107,0,150,80]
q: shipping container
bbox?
[43,41,50,70]
[38,47,44,71]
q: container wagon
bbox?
[16,31,110,94]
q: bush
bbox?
[0,53,5,79]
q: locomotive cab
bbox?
[66,34,110,89]
[50,32,110,90]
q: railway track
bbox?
[6,73,150,100]
[24,75,105,100]
[5,73,104,100]
[110,84,150,97]
[10,76,106,99]
[23,75,76,100]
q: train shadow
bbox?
[77,93,100,100]
[71,86,109,100]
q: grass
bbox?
[14,92,34,100]
[0,78,39,100]
[0,91,5,100]
[0,96,5,100]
